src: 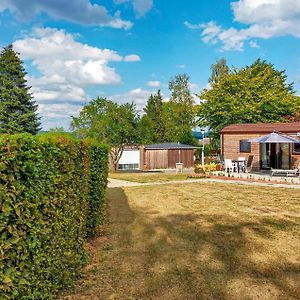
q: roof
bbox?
[144,143,198,150]
[220,122,300,134]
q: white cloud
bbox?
[186,0,300,51]
[249,40,260,49]
[232,0,300,24]
[0,0,132,29]
[15,28,124,63]
[147,80,160,87]
[188,83,199,93]
[38,103,82,119]
[133,0,153,18]
[200,21,222,45]
[114,0,153,18]
[13,27,140,129]
[124,54,141,62]
[29,83,87,103]
[14,28,123,93]
[110,88,153,112]
[176,64,185,69]
[38,103,83,130]
[184,21,201,30]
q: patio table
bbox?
[232,160,245,173]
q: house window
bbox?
[293,143,300,154]
[118,163,139,170]
[240,140,251,153]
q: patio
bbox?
[213,170,300,185]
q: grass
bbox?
[60,183,300,300]
[109,171,189,183]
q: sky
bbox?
[0,0,300,130]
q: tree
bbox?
[198,59,300,139]
[138,75,197,145]
[71,97,138,171]
[143,90,166,142]
[284,112,300,122]
[136,115,156,144]
[208,58,230,85]
[169,73,193,104]
[167,73,196,143]
[0,44,40,134]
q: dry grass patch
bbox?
[61,183,300,300]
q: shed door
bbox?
[118,150,140,170]
[168,149,194,168]
[168,149,180,168]
[145,150,168,169]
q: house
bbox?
[114,143,198,171]
[220,122,300,170]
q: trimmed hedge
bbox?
[0,133,108,299]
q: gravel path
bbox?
[108,177,300,189]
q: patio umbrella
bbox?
[248,132,299,143]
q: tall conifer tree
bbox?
[0,44,40,134]
[144,90,166,142]
[167,73,196,143]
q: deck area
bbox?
[214,170,300,185]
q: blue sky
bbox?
[0,0,300,130]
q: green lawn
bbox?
[109,172,189,183]
[60,183,300,300]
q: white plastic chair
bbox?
[238,157,246,172]
[224,159,235,173]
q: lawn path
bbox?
[108,177,300,189]
[108,178,143,187]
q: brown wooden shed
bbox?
[143,143,198,170]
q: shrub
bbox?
[194,162,222,175]
[0,133,108,299]
[85,138,108,237]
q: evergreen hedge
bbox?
[0,133,108,299]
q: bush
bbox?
[195,145,213,163]
[85,138,108,237]
[194,162,222,175]
[0,133,108,299]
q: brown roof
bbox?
[221,122,300,134]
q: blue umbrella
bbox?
[248,132,299,143]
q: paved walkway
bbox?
[108,177,300,189]
[108,178,143,188]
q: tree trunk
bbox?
[110,146,124,172]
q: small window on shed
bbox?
[293,143,300,154]
[240,140,251,153]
